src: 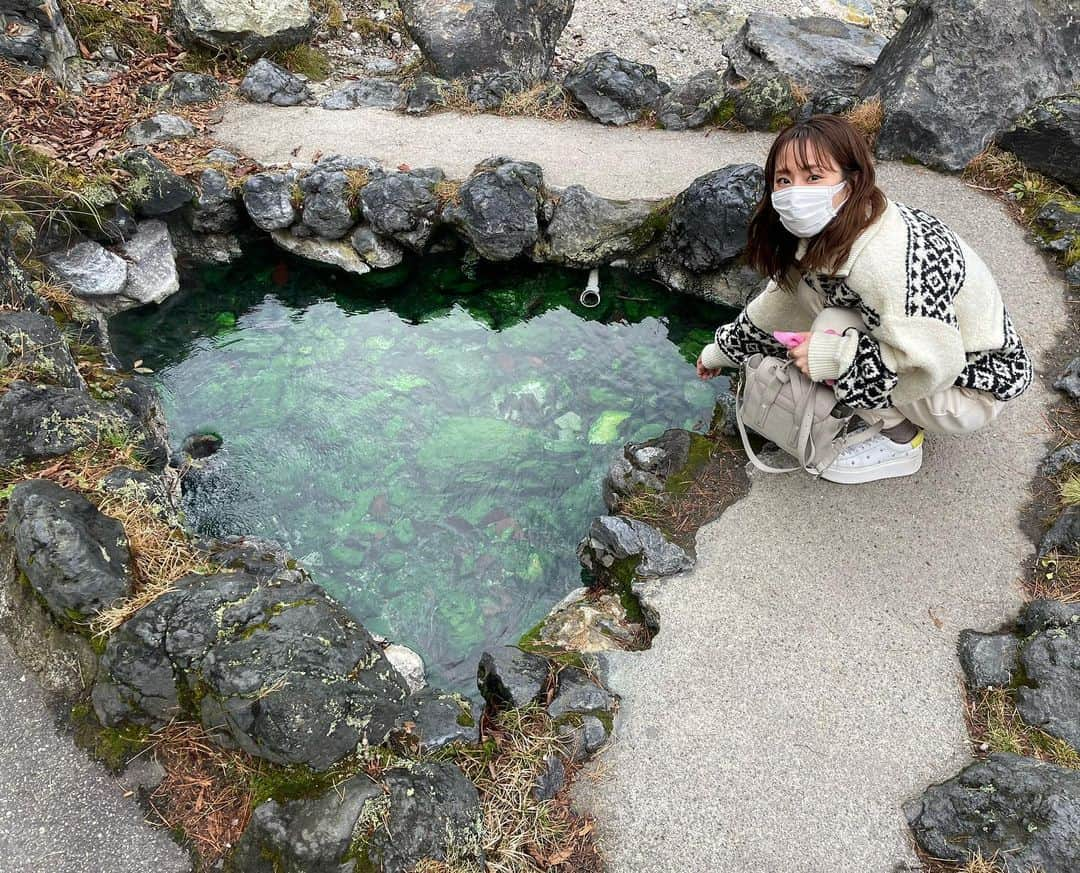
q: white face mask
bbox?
[770,180,849,238]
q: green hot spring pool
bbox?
[108,247,734,694]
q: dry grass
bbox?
[434,178,462,208]
[1029,554,1080,602]
[446,706,604,873]
[145,720,261,868]
[962,143,1073,231]
[497,84,583,122]
[917,849,1011,873]
[964,686,1080,770]
[843,95,884,146]
[345,166,372,202]
[1059,474,1080,506]
[788,79,810,107]
[440,79,481,115]
[89,483,223,637]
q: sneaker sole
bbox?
[818,451,923,485]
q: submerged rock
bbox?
[477,646,549,708]
[563,51,666,126]
[905,753,1080,872]
[173,0,314,58]
[92,570,410,769]
[5,479,133,623]
[998,95,1080,192]
[443,157,544,261]
[238,57,311,106]
[0,310,84,390]
[957,629,1019,689]
[859,0,1079,171]
[535,185,664,268]
[398,0,571,83]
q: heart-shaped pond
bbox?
[108,246,734,694]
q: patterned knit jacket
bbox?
[698,197,1033,409]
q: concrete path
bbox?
[217,105,1060,871]
[0,634,191,873]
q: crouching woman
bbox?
[697,114,1033,485]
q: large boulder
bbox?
[0,310,84,390]
[905,753,1080,872]
[997,95,1080,192]
[42,240,127,301]
[722,13,886,99]
[654,163,766,307]
[92,570,410,769]
[563,51,666,126]
[0,0,76,81]
[533,185,665,268]
[359,169,443,253]
[443,157,544,261]
[298,163,360,239]
[115,220,180,309]
[397,0,572,83]
[172,0,314,58]
[237,58,312,106]
[5,479,134,623]
[859,0,1080,171]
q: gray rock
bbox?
[391,689,478,753]
[1041,442,1080,477]
[723,13,885,99]
[398,0,571,83]
[172,0,314,58]
[229,773,384,872]
[732,74,797,131]
[957,629,1019,689]
[536,185,663,268]
[114,149,197,217]
[124,113,195,146]
[405,74,448,114]
[1039,505,1080,559]
[365,57,399,75]
[602,428,703,511]
[349,225,404,268]
[443,157,544,261]
[383,643,425,694]
[367,763,483,873]
[548,667,615,721]
[466,70,527,110]
[238,57,312,106]
[0,241,48,313]
[92,570,409,769]
[577,515,693,579]
[42,240,126,299]
[1066,263,1080,290]
[5,479,133,623]
[859,0,1079,172]
[905,752,1080,872]
[100,466,173,511]
[322,78,406,110]
[206,147,239,165]
[656,69,727,130]
[162,71,222,105]
[116,220,179,308]
[359,170,442,253]
[270,231,371,276]
[1019,600,1080,636]
[0,310,84,390]
[795,90,859,120]
[533,753,565,800]
[998,95,1080,192]
[0,0,76,81]
[477,646,549,708]
[242,171,298,231]
[560,713,610,762]
[563,51,666,126]
[1037,201,1080,238]
[298,164,357,239]
[1054,357,1080,401]
[188,168,239,234]
[168,223,243,266]
[1015,619,1080,750]
[194,534,308,585]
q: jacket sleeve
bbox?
[699,279,807,370]
[806,314,969,409]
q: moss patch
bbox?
[69,701,152,772]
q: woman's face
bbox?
[772,140,848,210]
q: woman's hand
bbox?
[696,355,720,380]
[787,332,811,377]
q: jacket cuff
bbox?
[700,342,736,370]
[807,331,849,382]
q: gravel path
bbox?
[212,105,1065,870]
[0,634,191,873]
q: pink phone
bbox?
[773,331,804,349]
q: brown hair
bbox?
[745,115,887,291]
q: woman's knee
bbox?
[898,389,1005,436]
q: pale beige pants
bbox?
[808,306,1004,436]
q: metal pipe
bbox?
[580,267,600,308]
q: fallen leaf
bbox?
[927,607,944,629]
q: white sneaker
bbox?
[818,430,924,484]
